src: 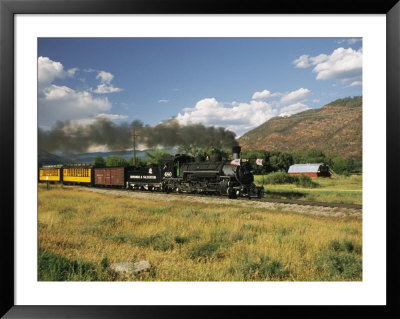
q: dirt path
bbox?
[75,186,362,219]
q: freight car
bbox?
[94,166,126,188]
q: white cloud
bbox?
[313,48,362,82]
[279,103,310,117]
[95,113,128,120]
[312,99,320,103]
[39,84,112,126]
[67,68,78,77]
[38,57,117,127]
[349,81,362,87]
[38,56,77,89]
[252,89,281,100]
[337,38,362,45]
[92,70,123,94]
[87,145,111,153]
[176,97,278,136]
[176,87,313,136]
[280,88,311,105]
[293,55,310,68]
[92,83,123,94]
[310,54,329,66]
[96,71,114,84]
[158,99,169,103]
[293,47,362,85]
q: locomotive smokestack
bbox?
[232,146,241,160]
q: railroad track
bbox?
[256,197,362,210]
[159,191,362,210]
[71,186,361,211]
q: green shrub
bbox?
[38,248,105,281]
[231,233,244,242]
[275,227,292,243]
[152,236,174,251]
[99,216,118,226]
[294,174,318,188]
[179,208,200,218]
[111,233,132,243]
[317,252,362,280]
[100,254,109,270]
[149,206,172,214]
[329,240,361,255]
[80,224,103,235]
[263,172,318,188]
[174,235,191,244]
[236,254,289,280]
[189,239,231,260]
[189,242,222,259]
[129,232,174,251]
[131,235,153,247]
[58,207,77,215]
[264,171,295,184]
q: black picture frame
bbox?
[1,0,399,318]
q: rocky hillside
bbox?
[238,97,362,160]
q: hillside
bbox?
[238,97,362,160]
[38,149,72,166]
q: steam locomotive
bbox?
[39,146,263,199]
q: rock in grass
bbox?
[133,260,151,273]
[109,261,151,275]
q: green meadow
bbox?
[255,175,362,205]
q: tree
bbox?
[177,144,200,156]
[330,156,354,176]
[128,157,145,166]
[144,149,172,164]
[94,156,105,166]
[105,156,128,167]
[292,148,326,164]
[269,151,293,172]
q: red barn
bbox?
[288,163,331,178]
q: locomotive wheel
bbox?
[228,188,237,199]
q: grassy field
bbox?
[38,184,362,281]
[255,175,362,205]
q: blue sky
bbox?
[38,37,362,141]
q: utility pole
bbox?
[132,126,140,166]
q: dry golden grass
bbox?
[38,184,362,281]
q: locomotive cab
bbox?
[161,154,194,179]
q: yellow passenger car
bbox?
[62,165,93,185]
[39,166,62,182]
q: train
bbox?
[39,146,263,199]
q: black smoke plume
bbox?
[38,118,238,154]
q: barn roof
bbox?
[288,163,324,173]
